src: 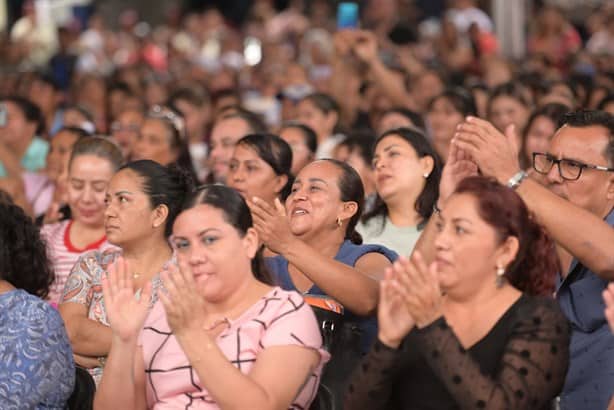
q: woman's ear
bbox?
[495,235,520,271]
[273,174,289,196]
[243,227,260,259]
[339,201,358,222]
[420,155,435,177]
[152,204,169,229]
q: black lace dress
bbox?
[344,294,570,410]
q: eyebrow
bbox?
[546,153,589,164]
[70,178,109,184]
[197,228,222,236]
[383,144,402,153]
[112,190,134,196]
[451,217,473,225]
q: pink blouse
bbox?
[139,287,330,409]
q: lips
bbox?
[377,174,392,184]
[79,209,99,218]
[291,207,308,217]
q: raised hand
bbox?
[377,261,416,349]
[159,260,207,339]
[453,116,521,184]
[351,30,378,62]
[248,197,296,255]
[101,256,152,343]
[401,252,444,328]
[438,142,478,207]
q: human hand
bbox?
[248,197,295,255]
[377,262,415,349]
[453,116,521,184]
[603,283,614,333]
[101,256,153,343]
[401,252,443,329]
[351,30,378,63]
[333,30,355,56]
[438,142,478,207]
[159,260,207,339]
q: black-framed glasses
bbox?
[532,152,614,181]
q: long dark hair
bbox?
[235,133,294,200]
[454,177,557,296]
[319,159,364,245]
[0,203,54,298]
[182,185,274,285]
[362,127,442,231]
[119,160,194,237]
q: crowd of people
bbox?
[1,0,614,408]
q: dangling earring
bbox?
[496,265,506,287]
[336,217,343,227]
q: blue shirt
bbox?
[266,240,398,352]
[556,208,614,410]
[0,289,75,409]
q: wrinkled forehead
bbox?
[549,125,610,163]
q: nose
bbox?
[545,162,563,184]
[187,243,207,266]
[81,185,96,203]
[231,164,246,183]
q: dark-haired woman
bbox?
[377,107,425,135]
[345,177,570,409]
[132,105,199,183]
[426,88,477,161]
[280,122,318,175]
[42,136,123,305]
[521,103,570,169]
[95,185,329,409]
[252,158,396,319]
[228,133,294,205]
[0,202,75,408]
[59,160,192,384]
[488,82,533,147]
[296,93,344,159]
[358,128,442,256]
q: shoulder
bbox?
[339,240,398,265]
[71,248,121,277]
[515,295,570,335]
[254,288,311,322]
[40,219,70,239]
[3,290,65,333]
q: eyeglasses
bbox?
[147,105,186,140]
[532,152,614,181]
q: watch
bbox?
[507,170,529,190]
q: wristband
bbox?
[507,170,528,190]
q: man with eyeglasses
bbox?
[454,110,614,410]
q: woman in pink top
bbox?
[96,185,329,409]
[42,136,123,305]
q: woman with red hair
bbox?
[345,175,570,409]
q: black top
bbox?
[344,294,570,410]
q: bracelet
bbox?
[507,170,528,190]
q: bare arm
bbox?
[180,331,319,410]
[58,302,112,356]
[283,240,389,315]
[94,338,146,410]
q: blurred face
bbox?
[174,99,209,142]
[111,110,144,159]
[104,169,161,246]
[67,155,115,228]
[132,118,178,165]
[372,135,432,205]
[434,193,509,292]
[170,204,258,302]
[228,144,286,204]
[286,161,354,239]
[209,117,251,183]
[296,99,334,141]
[46,130,79,181]
[543,125,614,217]
[427,97,464,160]
[62,108,89,128]
[346,149,375,196]
[524,116,556,165]
[28,80,56,112]
[377,112,415,135]
[412,72,444,112]
[0,101,36,147]
[280,127,314,175]
[489,96,530,134]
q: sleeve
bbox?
[59,252,99,306]
[343,339,404,410]
[260,292,327,359]
[0,306,75,408]
[413,299,570,410]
